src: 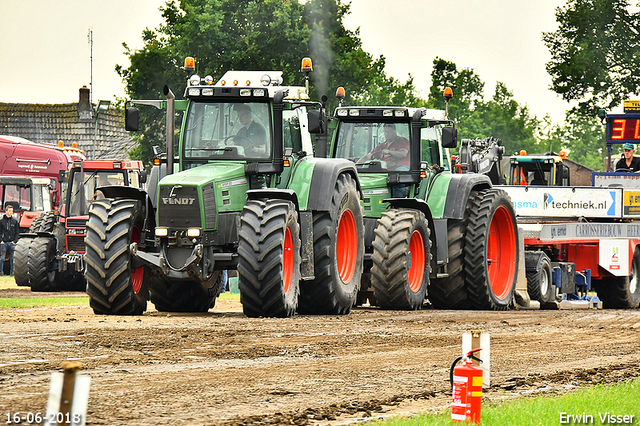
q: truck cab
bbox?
[0,177,53,232]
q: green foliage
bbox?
[117,0,420,164]
[427,58,540,156]
[537,112,606,170]
[543,0,640,115]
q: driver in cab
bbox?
[357,123,410,171]
[233,104,266,155]
[616,142,640,172]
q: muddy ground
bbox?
[1,285,639,425]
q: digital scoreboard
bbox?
[606,114,640,144]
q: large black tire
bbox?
[85,199,149,315]
[150,273,223,313]
[525,251,555,304]
[298,174,364,315]
[28,237,58,292]
[428,220,471,309]
[371,210,431,310]
[593,247,640,309]
[237,199,301,318]
[465,189,519,310]
[14,237,32,287]
[29,212,57,233]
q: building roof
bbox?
[0,91,135,160]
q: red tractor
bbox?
[14,160,147,291]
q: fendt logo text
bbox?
[162,197,196,205]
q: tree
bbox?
[117,0,420,164]
[543,0,640,115]
[427,58,540,155]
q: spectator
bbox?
[0,204,20,276]
[615,143,640,172]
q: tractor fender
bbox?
[99,186,156,239]
[306,158,362,212]
[245,188,300,212]
[441,173,492,220]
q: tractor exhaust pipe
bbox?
[163,85,175,176]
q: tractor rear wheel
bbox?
[594,247,640,309]
[525,251,555,304]
[29,212,57,233]
[298,173,364,315]
[85,199,149,315]
[465,189,518,310]
[371,210,430,310]
[13,237,32,287]
[428,220,471,309]
[28,237,58,292]
[150,273,223,312]
[237,199,301,318]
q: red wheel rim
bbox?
[131,226,144,294]
[283,226,293,295]
[407,230,425,293]
[336,209,357,283]
[487,205,517,300]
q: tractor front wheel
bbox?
[371,210,430,310]
[237,199,301,318]
[85,199,149,315]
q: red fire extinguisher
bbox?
[450,348,483,424]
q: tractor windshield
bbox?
[335,121,411,172]
[183,100,272,161]
[68,171,127,216]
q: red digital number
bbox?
[612,119,625,139]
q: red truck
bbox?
[0,135,85,229]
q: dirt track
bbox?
[1,286,640,425]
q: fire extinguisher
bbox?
[450,348,483,424]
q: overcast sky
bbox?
[1,0,591,123]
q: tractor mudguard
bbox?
[306,158,362,212]
[441,174,492,220]
[99,186,156,246]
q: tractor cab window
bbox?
[510,163,552,186]
[283,110,302,152]
[335,121,411,172]
[68,171,126,216]
[183,100,271,161]
[1,184,31,211]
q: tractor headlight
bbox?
[155,227,168,237]
[186,228,201,238]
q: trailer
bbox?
[452,136,639,308]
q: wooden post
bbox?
[59,361,82,425]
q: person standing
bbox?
[0,204,19,276]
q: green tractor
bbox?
[84,58,364,317]
[321,89,519,310]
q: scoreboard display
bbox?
[607,114,640,144]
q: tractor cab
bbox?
[508,153,570,186]
[330,105,455,208]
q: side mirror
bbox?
[139,170,148,184]
[58,170,66,184]
[152,145,163,156]
[307,110,324,134]
[442,126,458,148]
[125,107,139,131]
